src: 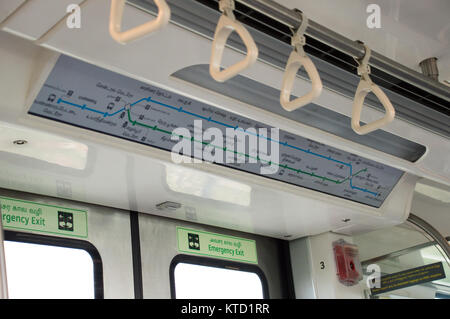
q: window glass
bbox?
[355,225,450,299]
[174,262,264,299]
[4,241,95,299]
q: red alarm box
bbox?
[332,239,363,286]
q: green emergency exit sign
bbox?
[177,226,258,264]
[0,196,88,238]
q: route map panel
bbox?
[28,55,404,207]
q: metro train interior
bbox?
[0,0,449,303]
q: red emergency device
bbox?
[332,239,363,286]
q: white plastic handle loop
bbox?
[209,0,259,82]
[351,45,395,135]
[280,14,323,111]
[109,0,171,44]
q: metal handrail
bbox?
[362,236,450,266]
[360,213,450,269]
[407,213,450,262]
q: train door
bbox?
[138,213,292,298]
[0,188,134,298]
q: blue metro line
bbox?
[56,96,379,197]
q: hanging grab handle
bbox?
[280,13,322,112]
[109,0,171,44]
[209,0,259,82]
[351,44,395,135]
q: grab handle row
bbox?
[108,0,395,135]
